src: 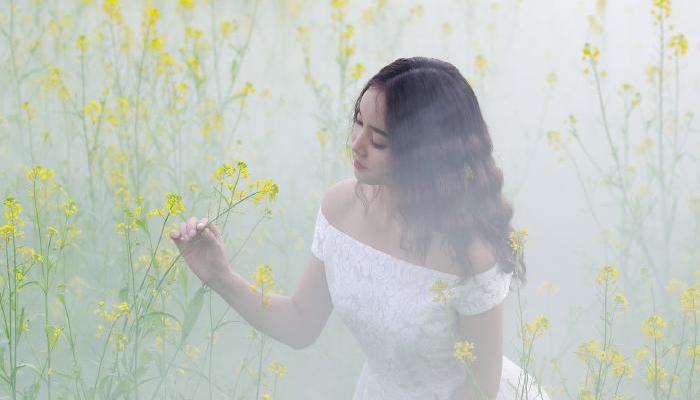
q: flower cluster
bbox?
[249,264,275,306]
[453,340,477,363]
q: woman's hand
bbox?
[169,217,231,288]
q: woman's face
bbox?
[351,86,391,185]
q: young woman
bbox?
[170,57,550,400]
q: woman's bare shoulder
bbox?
[320,177,358,226]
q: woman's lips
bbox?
[354,159,366,170]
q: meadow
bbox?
[0,0,698,399]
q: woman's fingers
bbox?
[187,217,198,237]
[180,222,188,240]
[209,223,221,239]
[196,218,208,231]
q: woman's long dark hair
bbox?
[345,56,527,286]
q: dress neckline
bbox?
[318,207,501,281]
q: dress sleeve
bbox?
[310,204,327,263]
[448,266,513,316]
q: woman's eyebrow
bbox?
[357,111,389,137]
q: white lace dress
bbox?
[311,205,550,400]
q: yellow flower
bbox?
[668,33,688,57]
[63,199,78,217]
[220,21,235,39]
[331,0,348,10]
[679,286,699,313]
[523,315,549,338]
[76,35,89,52]
[474,54,487,76]
[179,0,194,10]
[249,264,275,306]
[316,128,329,147]
[581,43,600,76]
[267,359,287,378]
[350,63,366,80]
[595,265,618,285]
[645,361,667,382]
[635,344,649,360]
[428,280,451,305]
[113,332,129,352]
[613,292,629,312]
[145,7,160,29]
[251,179,279,205]
[1,197,25,240]
[453,340,477,363]
[508,227,528,255]
[102,0,122,22]
[165,193,184,216]
[642,315,667,340]
[84,100,102,125]
[575,339,600,362]
[612,361,633,379]
[651,0,671,22]
[241,81,256,96]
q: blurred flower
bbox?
[428,280,451,305]
[651,0,671,23]
[249,264,275,306]
[220,21,236,39]
[613,292,629,312]
[508,227,528,255]
[668,33,688,57]
[76,35,89,52]
[350,63,366,80]
[642,315,667,340]
[453,340,476,363]
[145,7,160,29]
[102,0,122,23]
[679,286,699,313]
[595,265,618,285]
[267,359,287,378]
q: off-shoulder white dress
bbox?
[310,205,550,400]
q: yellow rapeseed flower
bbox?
[651,0,671,22]
[668,33,688,57]
[267,359,288,378]
[350,63,366,80]
[453,340,477,363]
[642,315,667,340]
[145,7,160,29]
[76,35,89,52]
[428,280,451,305]
[508,227,528,255]
[165,193,184,215]
[613,292,629,312]
[595,265,618,285]
[679,286,699,313]
[102,0,122,22]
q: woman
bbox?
[170,57,550,399]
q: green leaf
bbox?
[134,218,148,233]
[180,285,206,343]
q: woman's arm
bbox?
[453,239,504,400]
[171,182,344,350]
[208,254,333,350]
[453,302,504,400]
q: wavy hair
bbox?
[344,56,527,285]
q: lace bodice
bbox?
[310,204,550,399]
